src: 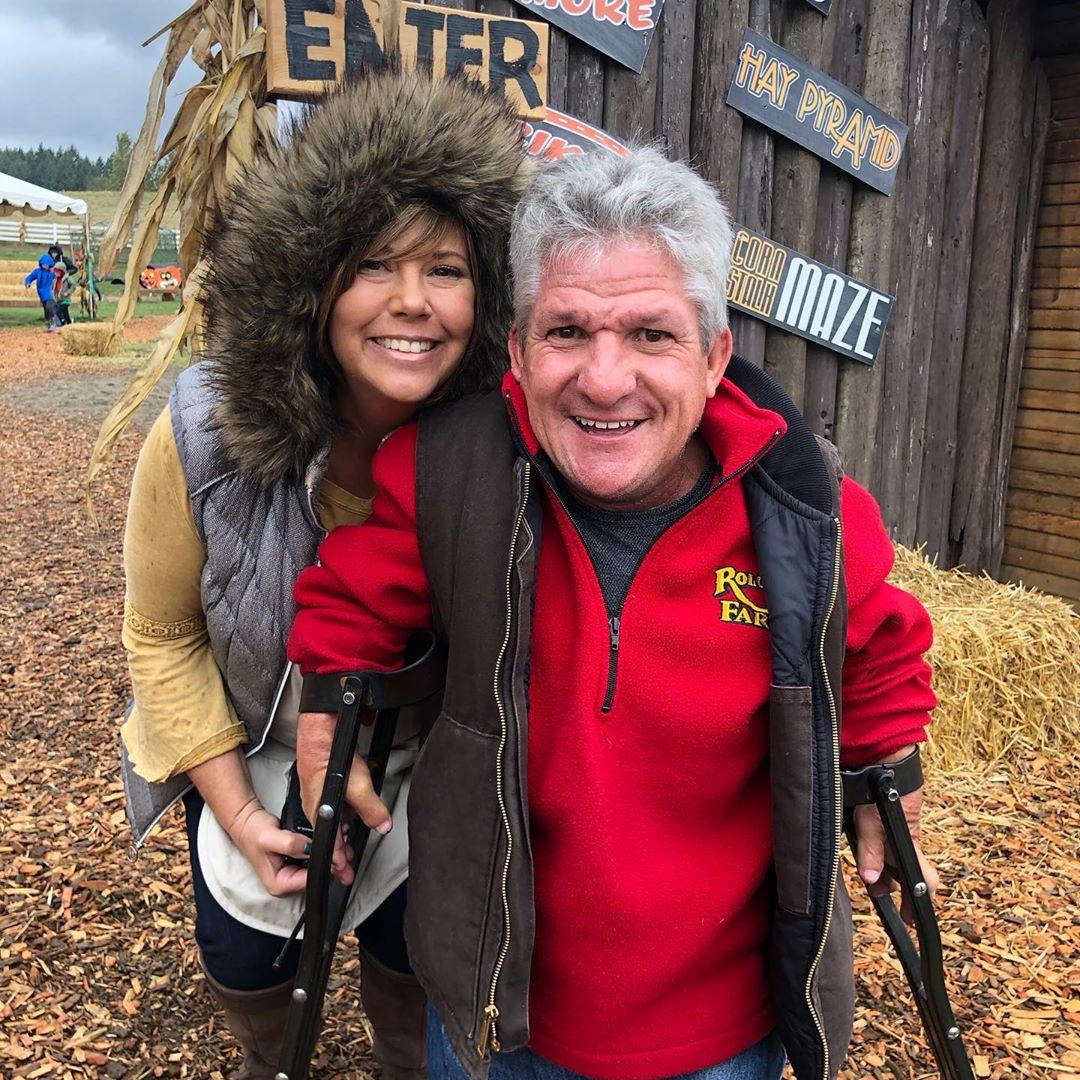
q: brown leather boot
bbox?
[359,944,427,1080]
[202,966,294,1080]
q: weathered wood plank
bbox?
[1048,76,1080,103]
[1021,367,1080,391]
[1008,467,1080,497]
[952,0,1035,570]
[763,3,842,409]
[1033,266,1080,288]
[1035,224,1080,246]
[1043,159,1080,183]
[564,38,604,127]
[1027,328,1080,349]
[989,61,1051,574]
[1015,407,1080,434]
[802,0,869,442]
[1038,203,1080,226]
[1006,510,1080,542]
[1029,287,1080,308]
[1000,563,1080,601]
[1008,486,1080,516]
[1022,350,1080,369]
[1042,55,1080,79]
[1051,97,1080,120]
[1014,426,1080,452]
[834,0,913,489]
[1002,545,1080,582]
[1018,387,1080,412]
[1010,446,1080,477]
[602,13,661,143]
[1041,182,1080,205]
[730,0,779,367]
[1047,135,1080,162]
[1006,529,1080,561]
[1034,246,1080,267]
[657,0,696,160]
[689,0,747,207]
[1028,307,1080,330]
[893,0,962,544]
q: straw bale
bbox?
[890,544,1080,775]
[61,322,122,357]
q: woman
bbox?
[120,69,530,1079]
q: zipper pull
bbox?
[476,1004,500,1058]
[609,615,620,652]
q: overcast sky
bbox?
[0,1,200,162]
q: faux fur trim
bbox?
[199,68,532,487]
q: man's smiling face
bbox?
[509,241,733,512]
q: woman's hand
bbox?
[297,710,391,886]
[227,798,311,897]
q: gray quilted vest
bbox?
[121,362,327,852]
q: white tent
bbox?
[0,171,88,218]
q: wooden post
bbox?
[951,0,1035,570]
[986,61,1052,574]
[657,0,696,160]
[689,0,748,207]
[916,0,991,562]
[602,8,660,142]
[566,38,605,127]
[802,0,869,440]
[730,0,777,367]
[834,0,913,489]
[761,4,840,408]
[889,0,962,544]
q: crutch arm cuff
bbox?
[842,745,923,810]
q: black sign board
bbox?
[726,28,907,195]
[522,107,632,159]
[510,0,662,73]
[727,226,892,364]
[800,0,832,13]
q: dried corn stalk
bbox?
[86,0,277,509]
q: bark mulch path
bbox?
[1,328,1077,1079]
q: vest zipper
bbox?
[804,516,843,1080]
[476,460,533,1059]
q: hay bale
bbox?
[61,323,122,357]
[890,544,1080,775]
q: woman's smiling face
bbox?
[329,220,475,413]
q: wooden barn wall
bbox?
[1002,3,1080,605]
[453,0,1047,572]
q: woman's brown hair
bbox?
[313,203,480,379]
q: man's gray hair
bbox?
[509,146,734,343]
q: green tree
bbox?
[105,131,133,191]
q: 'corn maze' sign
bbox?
[266,0,549,118]
[727,28,907,194]
[510,0,663,73]
[726,226,893,364]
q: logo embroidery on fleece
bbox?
[713,566,769,629]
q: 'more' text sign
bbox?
[266,0,548,119]
[726,28,907,195]
[510,0,662,73]
[727,226,893,364]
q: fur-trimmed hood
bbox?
[200,68,532,488]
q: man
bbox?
[288,148,938,1080]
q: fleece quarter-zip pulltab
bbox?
[601,616,621,713]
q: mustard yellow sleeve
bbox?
[120,406,246,782]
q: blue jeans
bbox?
[426,1003,786,1080]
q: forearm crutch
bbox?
[842,750,975,1080]
[275,633,446,1080]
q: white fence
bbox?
[0,219,180,251]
